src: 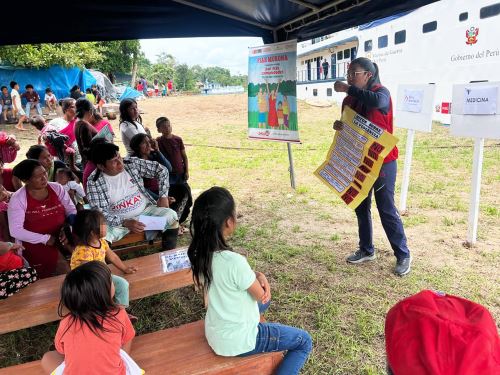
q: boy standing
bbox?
[22,84,43,116]
[10,81,26,131]
[155,116,192,233]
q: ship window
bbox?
[343,49,350,59]
[394,30,406,44]
[327,88,332,96]
[422,21,437,33]
[459,12,468,21]
[378,35,388,49]
[364,40,372,52]
[313,89,318,96]
[480,3,500,19]
[337,51,343,60]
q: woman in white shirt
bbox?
[119,98,147,155]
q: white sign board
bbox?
[463,86,498,115]
[395,84,436,132]
[451,82,500,139]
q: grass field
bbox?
[1,93,499,374]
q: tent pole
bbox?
[272,30,296,190]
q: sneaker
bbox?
[346,249,376,264]
[394,256,412,276]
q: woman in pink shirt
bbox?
[8,159,76,278]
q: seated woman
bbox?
[129,133,172,201]
[86,142,178,250]
[26,145,69,183]
[0,160,22,240]
[119,98,148,156]
[0,241,38,299]
[8,159,76,278]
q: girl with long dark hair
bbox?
[41,261,142,374]
[119,98,147,155]
[188,187,312,375]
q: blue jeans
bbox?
[355,160,410,260]
[26,102,43,116]
[239,302,312,375]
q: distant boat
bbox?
[201,85,245,95]
[296,0,500,123]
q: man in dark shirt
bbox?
[155,116,192,232]
[22,84,43,116]
[322,59,330,80]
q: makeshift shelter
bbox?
[88,69,119,101]
[0,65,95,104]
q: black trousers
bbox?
[169,182,193,224]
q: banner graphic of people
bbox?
[248,40,300,143]
[314,106,398,209]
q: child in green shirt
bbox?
[187,187,312,375]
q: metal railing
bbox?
[296,61,349,82]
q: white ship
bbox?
[296,0,500,123]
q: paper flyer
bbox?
[314,106,398,209]
[160,248,191,274]
[248,40,300,143]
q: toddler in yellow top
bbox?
[70,209,138,307]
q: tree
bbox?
[0,43,104,68]
[89,40,141,80]
[151,53,176,83]
[175,64,195,91]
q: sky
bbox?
[140,37,263,76]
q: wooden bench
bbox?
[0,320,283,374]
[0,249,193,334]
[111,232,162,256]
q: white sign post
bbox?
[395,84,436,213]
[451,81,500,245]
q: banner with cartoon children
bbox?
[248,40,300,143]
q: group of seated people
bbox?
[0,96,192,298]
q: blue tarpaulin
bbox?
[0,65,96,104]
[119,87,143,101]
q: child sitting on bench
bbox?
[69,209,138,311]
[187,187,312,375]
[41,261,143,374]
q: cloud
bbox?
[141,37,263,75]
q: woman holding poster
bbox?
[333,57,412,276]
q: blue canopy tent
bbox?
[119,87,143,101]
[1,1,438,45]
[0,65,96,105]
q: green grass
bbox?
[1,94,499,374]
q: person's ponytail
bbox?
[370,62,381,87]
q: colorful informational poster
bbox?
[248,40,299,143]
[314,106,399,209]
